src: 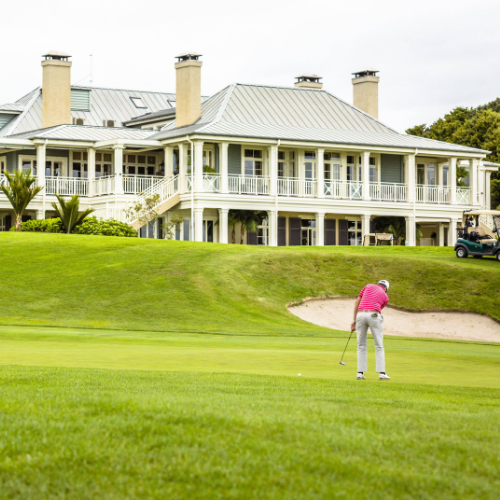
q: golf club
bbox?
[339,328,355,366]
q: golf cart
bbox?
[454,210,500,261]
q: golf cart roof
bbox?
[463,210,500,216]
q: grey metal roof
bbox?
[483,161,500,167]
[150,83,488,154]
[1,86,177,137]
[8,124,157,141]
[0,103,24,113]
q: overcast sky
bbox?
[2,0,499,132]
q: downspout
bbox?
[186,138,194,241]
[275,139,280,246]
[413,148,418,245]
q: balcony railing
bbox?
[456,187,471,204]
[416,185,450,204]
[204,174,220,193]
[93,176,115,196]
[369,182,406,202]
[324,180,362,200]
[123,175,163,194]
[46,177,88,197]
[278,177,317,197]
[229,175,269,195]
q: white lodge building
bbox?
[0,51,498,246]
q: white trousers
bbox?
[356,311,385,373]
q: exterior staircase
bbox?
[124,175,180,230]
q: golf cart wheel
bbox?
[496,252,500,262]
[456,247,468,258]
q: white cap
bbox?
[378,280,390,291]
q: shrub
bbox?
[22,218,63,233]
[73,217,138,238]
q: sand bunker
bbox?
[289,298,500,343]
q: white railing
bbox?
[456,188,471,205]
[123,175,163,194]
[416,185,450,204]
[45,177,88,196]
[92,206,128,223]
[324,181,363,200]
[278,177,317,197]
[0,174,6,186]
[92,176,115,196]
[124,175,179,224]
[229,175,269,195]
[369,182,407,202]
[203,174,220,193]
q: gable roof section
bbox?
[150,83,488,154]
[0,86,178,137]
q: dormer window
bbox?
[130,97,147,109]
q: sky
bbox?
[1,0,499,133]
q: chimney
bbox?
[352,68,379,119]
[41,51,72,128]
[294,74,323,89]
[175,52,202,128]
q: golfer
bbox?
[351,280,390,380]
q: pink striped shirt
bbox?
[358,284,389,313]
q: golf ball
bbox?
[298,373,301,376]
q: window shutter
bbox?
[70,89,91,111]
[247,231,257,245]
[370,220,376,233]
[278,217,286,246]
[5,215,11,231]
[339,220,349,246]
[289,218,301,246]
[183,219,190,241]
[325,219,336,245]
[157,218,164,239]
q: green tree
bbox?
[228,210,266,244]
[124,193,161,235]
[51,194,95,234]
[0,168,43,231]
[373,217,423,246]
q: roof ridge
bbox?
[71,85,178,96]
[212,83,236,124]
[2,88,41,137]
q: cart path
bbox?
[289,298,500,343]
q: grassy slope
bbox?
[0,233,499,334]
[0,366,499,500]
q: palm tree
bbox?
[456,166,470,187]
[228,210,266,244]
[0,169,43,231]
[52,194,95,234]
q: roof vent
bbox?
[176,52,202,63]
[352,68,379,79]
[294,74,323,89]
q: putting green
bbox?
[1,325,498,389]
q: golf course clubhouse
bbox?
[0,51,497,246]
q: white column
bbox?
[164,146,174,177]
[405,154,416,202]
[268,145,278,196]
[485,171,492,209]
[178,143,186,192]
[470,158,479,205]
[220,142,229,193]
[194,141,204,192]
[362,151,370,201]
[316,212,325,246]
[194,207,204,242]
[405,216,416,246]
[317,148,325,199]
[361,214,371,246]
[36,143,46,188]
[113,145,124,195]
[36,209,45,220]
[438,222,445,247]
[268,210,277,247]
[87,147,95,197]
[218,208,229,244]
[449,157,457,204]
[448,219,457,246]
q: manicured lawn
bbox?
[0,233,499,334]
[0,366,499,499]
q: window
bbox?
[304,151,316,181]
[324,152,341,181]
[202,220,214,243]
[72,151,88,178]
[123,154,158,176]
[244,149,263,176]
[95,152,112,177]
[348,221,362,246]
[0,157,6,175]
[103,120,115,128]
[21,158,36,175]
[417,164,425,185]
[301,219,316,246]
[427,164,436,185]
[443,166,449,187]
[46,160,63,177]
[257,219,269,245]
[130,97,147,109]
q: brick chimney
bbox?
[41,51,72,128]
[175,52,202,128]
[352,68,379,119]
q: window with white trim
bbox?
[72,151,88,178]
[304,151,316,180]
[324,152,341,181]
[130,97,147,109]
[95,153,112,177]
[369,157,377,182]
[0,156,6,175]
[348,220,362,246]
[244,149,263,176]
[258,219,269,245]
[123,154,158,176]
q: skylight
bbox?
[130,97,147,109]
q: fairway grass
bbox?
[0,366,499,500]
